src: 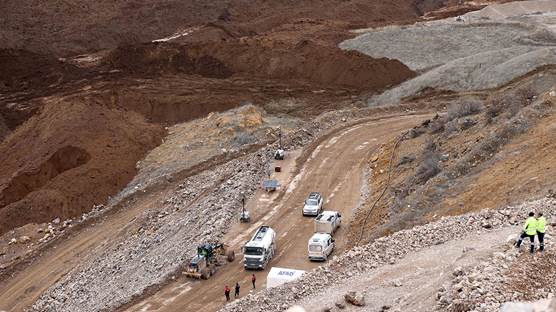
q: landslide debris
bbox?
[105,39,415,90]
[0,49,82,94]
[0,0,478,238]
[0,0,469,56]
[339,0,556,105]
[0,100,164,235]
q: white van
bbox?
[307,233,334,261]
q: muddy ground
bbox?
[0,0,481,236]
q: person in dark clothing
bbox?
[235,282,240,298]
[537,212,547,252]
[251,274,256,289]
[224,285,231,302]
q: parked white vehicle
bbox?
[307,233,334,261]
[266,267,306,289]
[243,226,276,269]
[303,192,324,216]
[314,211,342,234]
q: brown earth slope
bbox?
[0,0,468,56]
[349,71,556,245]
[106,40,415,90]
[0,100,164,235]
[0,0,489,245]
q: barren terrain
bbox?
[1,0,556,312]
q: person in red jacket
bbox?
[251,274,256,289]
[224,285,231,302]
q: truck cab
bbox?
[314,211,341,234]
[307,233,334,261]
[243,226,276,269]
[303,192,324,216]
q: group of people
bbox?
[224,273,257,302]
[515,212,547,253]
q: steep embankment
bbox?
[349,72,556,244]
[0,100,164,234]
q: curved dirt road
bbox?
[126,115,428,312]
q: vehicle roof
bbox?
[246,225,275,247]
[310,232,331,242]
[308,192,321,199]
[316,211,337,221]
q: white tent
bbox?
[266,267,306,289]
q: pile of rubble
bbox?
[437,237,556,311]
[32,150,271,311]
[222,198,556,312]
[29,108,420,311]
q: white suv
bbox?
[303,192,323,216]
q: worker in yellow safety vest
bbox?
[515,212,537,253]
[537,212,546,252]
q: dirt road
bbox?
[126,115,428,312]
[299,226,518,311]
[0,114,426,312]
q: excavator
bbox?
[183,242,235,279]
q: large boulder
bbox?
[344,291,365,306]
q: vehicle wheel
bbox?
[201,268,210,279]
[226,250,236,262]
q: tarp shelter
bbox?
[266,267,306,289]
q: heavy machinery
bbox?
[184,242,235,279]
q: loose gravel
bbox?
[222,198,556,312]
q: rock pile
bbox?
[32,150,271,311]
[437,230,555,309]
[30,105,390,311]
[222,198,556,312]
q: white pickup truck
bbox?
[314,211,341,234]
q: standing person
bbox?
[235,282,240,298]
[224,285,231,302]
[251,273,256,289]
[537,212,546,252]
[516,212,537,253]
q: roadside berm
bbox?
[223,198,556,312]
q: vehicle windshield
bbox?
[244,247,263,256]
[309,245,322,252]
[305,199,318,205]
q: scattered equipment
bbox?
[266,267,306,289]
[274,128,285,160]
[262,179,279,192]
[239,197,250,223]
[314,211,342,234]
[184,242,235,279]
[243,226,276,270]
